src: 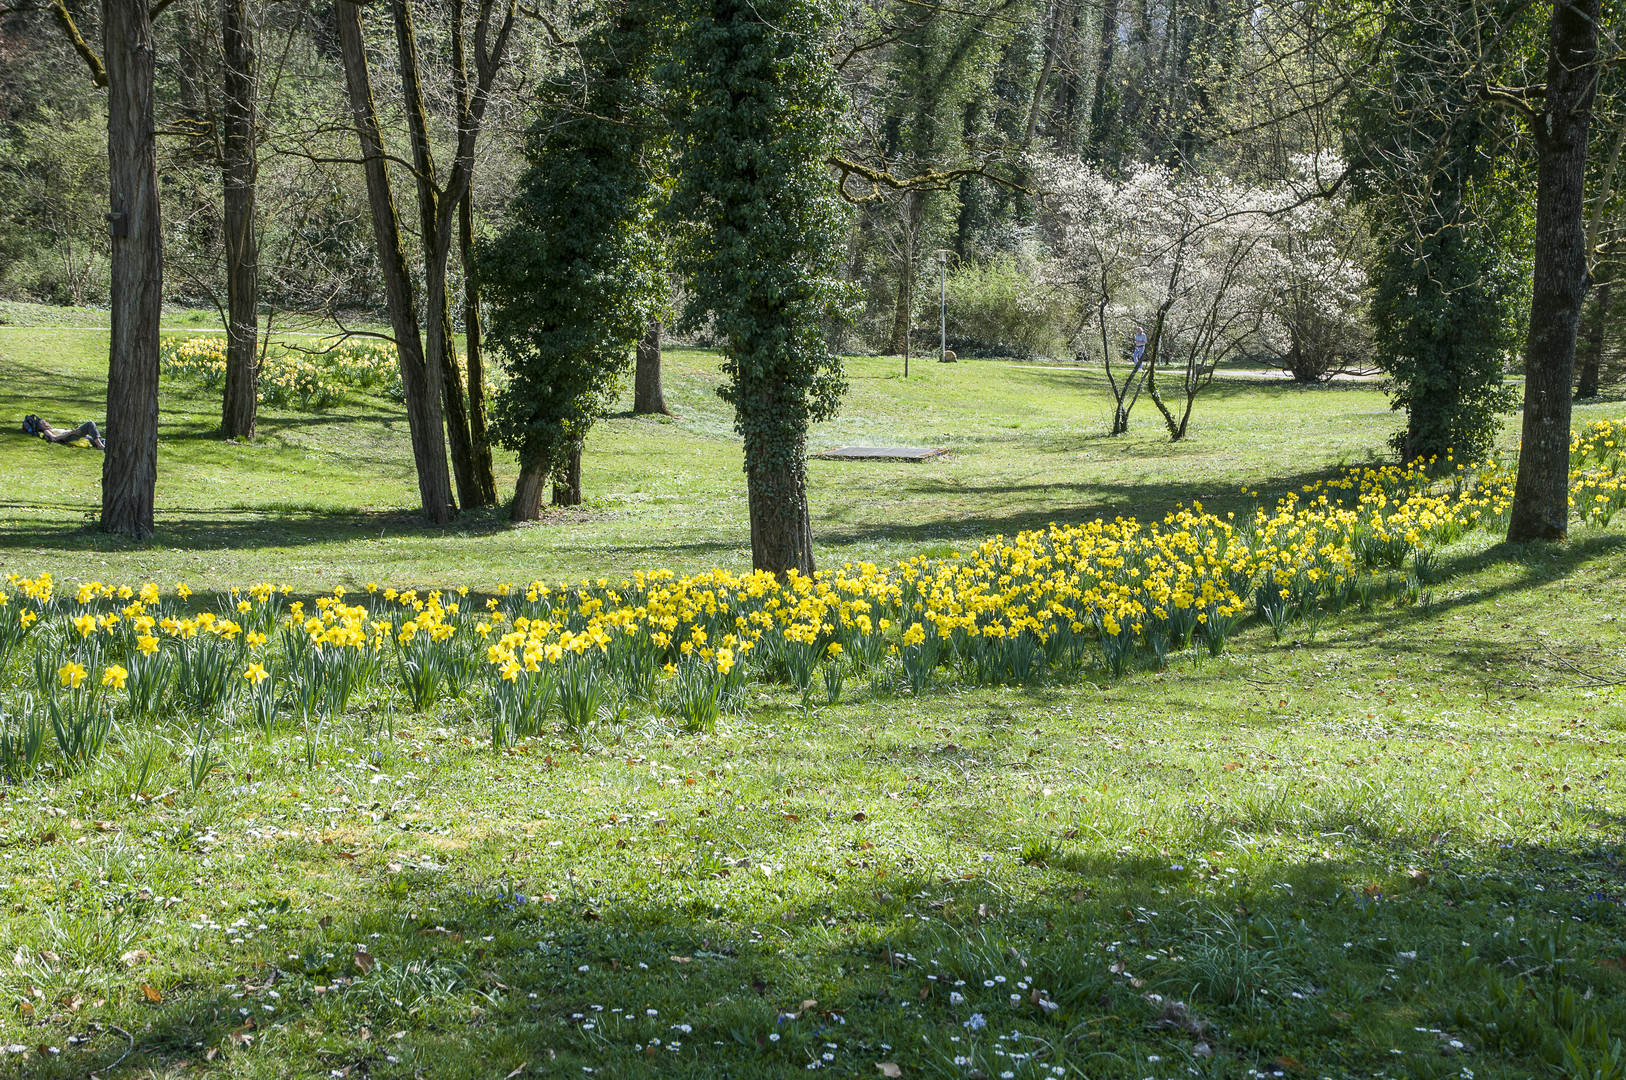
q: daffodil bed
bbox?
[6,422,1626,759]
[1,424,1625,1079]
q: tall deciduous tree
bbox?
[1508,0,1603,542]
[335,0,513,520]
[668,0,850,575]
[43,0,162,538]
[336,0,455,523]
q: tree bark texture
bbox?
[741,384,815,576]
[101,0,162,539]
[1507,0,1601,543]
[336,0,455,524]
[745,441,815,576]
[460,187,498,503]
[552,441,583,506]
[1577,279,1609,398]
[511,454,548,521]
[633,318,669,414]
[220,0,259,440]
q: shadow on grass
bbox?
[50,838,1626,1080]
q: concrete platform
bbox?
[811,446,947,461]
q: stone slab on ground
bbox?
[812,446,947,461]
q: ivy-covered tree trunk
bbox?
[1508,0,1601,543]
[742,391,815,574]
[102,0,162,539]
[669,0,849,576]
[482,2,662,521]
[634,319,669,415]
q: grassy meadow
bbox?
[0,304,1624,1080]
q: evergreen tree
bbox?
[666,0,850,575]
[1345,0,1531,464]
[481,5,665,520]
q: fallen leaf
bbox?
[386,863,403,873]
[877,1064,902,1078]
[352,949,374,974]
[358,1027,370,1041]
[120,949,151,969]
[319,915,333,929]
[140,984,163,1004]
[206,1047,219,1061]
[801,999,818,1011]
[669,955,691,964]
[851,812,867,822]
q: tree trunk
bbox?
[511,454,548,521]
[336,0,455,524]
[460,187,498,503]
[634,317,670,414]
[887,193,920,355]
[1577,279,1609,399]
[432,278,483,509]
[101,0,162,540]
[1507,0,1600,544]
[220,0,259,440]
[390,0,483,511]
[552,441,583,506]
[1021,0,1065,147]
[743,420,815,576]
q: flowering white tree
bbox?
[1043,156,1365,438]
[1251,157,1373,383]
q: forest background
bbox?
[5,0,1616,385]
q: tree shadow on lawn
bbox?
[1415,533,1626,621]
[54,838,1626,1080]
[809,464,1362,548]
[0,506,524,555]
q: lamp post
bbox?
[932,249,954,362]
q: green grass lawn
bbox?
[1,303,1624,1079]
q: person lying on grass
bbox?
[22,414,105,450]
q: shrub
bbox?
[946,253,1069,358]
